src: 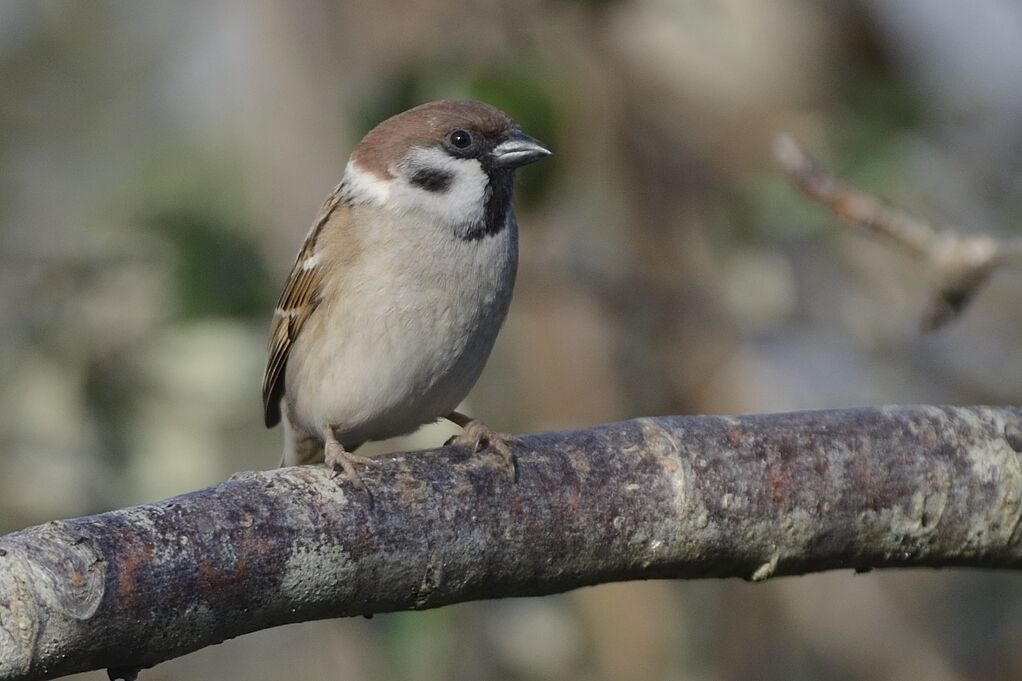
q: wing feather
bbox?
[262,192,345,427]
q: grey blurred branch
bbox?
[774,134,1022,328]
[4,406,1022,681]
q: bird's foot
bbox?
[323,427,378,495]
[446,419,520,482]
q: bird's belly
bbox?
[286,242,513,446]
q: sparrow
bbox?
[262,100,551,487]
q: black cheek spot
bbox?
[410,168,454,192]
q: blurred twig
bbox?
[774,134,1022,329]
[3,406,1022,680]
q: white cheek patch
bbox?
[340,160,392,205]
[392,147,489,227]
[339,151,489,229]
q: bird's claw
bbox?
[447,421,520,482]
[324,437,378,499]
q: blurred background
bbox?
[2,1,1022,679]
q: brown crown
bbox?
[350,100,516,179]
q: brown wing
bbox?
[262,192,345,427]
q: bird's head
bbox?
[341,100,550,239]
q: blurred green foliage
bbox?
[148,209,275,321]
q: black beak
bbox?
[491,130,552,169]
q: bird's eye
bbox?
[448,129,473,149]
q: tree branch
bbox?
[3,406,1022,680]
[774,134,1022,329]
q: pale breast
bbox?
[285,205,518,446]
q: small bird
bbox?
[262,100,550,485]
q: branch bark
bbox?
[3,406,1022,681]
